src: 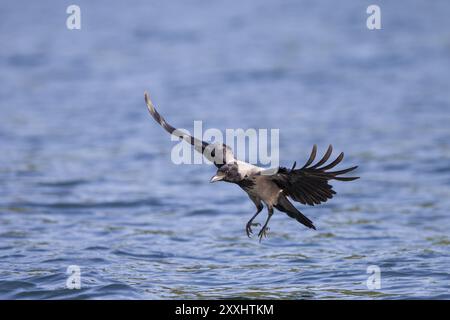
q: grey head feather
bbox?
[216,162,242,183]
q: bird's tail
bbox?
[275,195,316,230]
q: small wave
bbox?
[37,179,89,188]
[8,198,163,210]
[112,249,174,260]
[0,231,28,238]
[0,280,36,292]
[186,208,221,216]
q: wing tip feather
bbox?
[144,91,156,115]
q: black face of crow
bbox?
[210,162,242,183]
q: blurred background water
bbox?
[1,0,450,299]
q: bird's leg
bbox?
[258,207,274,242]
[246,203,263,237]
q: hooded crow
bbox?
[144,92,359,241]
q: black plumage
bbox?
[271,145,359,206]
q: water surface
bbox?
[0,0,450,299]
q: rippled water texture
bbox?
[1,0,450,299]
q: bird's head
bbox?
[210,162,242,183]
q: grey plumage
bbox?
[144,92,359,241]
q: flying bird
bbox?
[144,92,359,241]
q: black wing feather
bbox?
[271,145,359,206]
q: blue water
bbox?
[1,0,450,299]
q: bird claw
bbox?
[258,226,270,242]
[246,222,261,237]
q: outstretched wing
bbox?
[269,145,359,206]
[144,92,234,167]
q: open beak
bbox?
[210,173,225,183]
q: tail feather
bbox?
[275,195,316,230]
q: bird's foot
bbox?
[245,221,261,237]
[258,226,270,242]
